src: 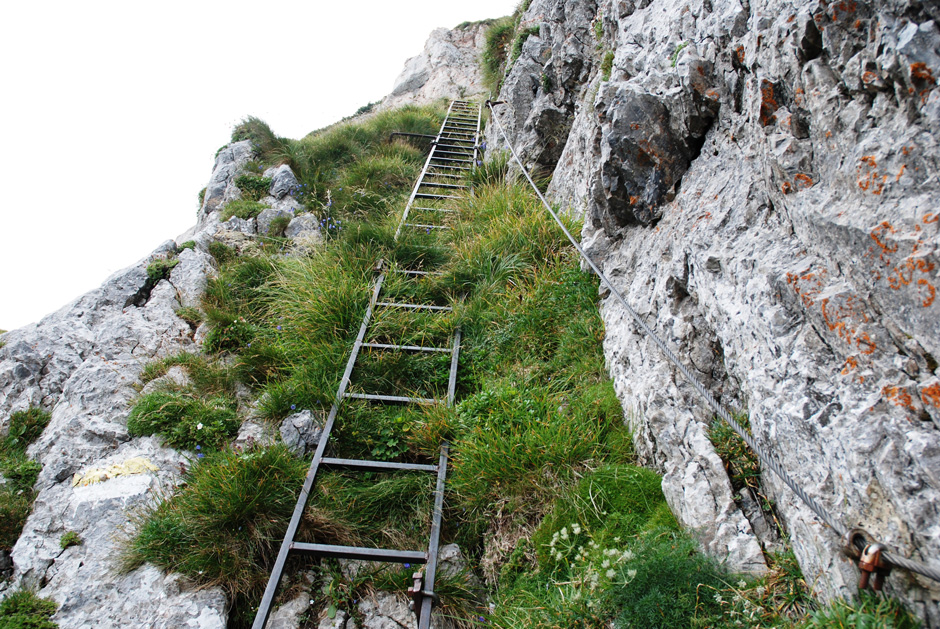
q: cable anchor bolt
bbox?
[843,528,892,591]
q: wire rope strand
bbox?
[485,100,940,585]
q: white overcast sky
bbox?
[0,0,516,331]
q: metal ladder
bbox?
[252,100,483,629]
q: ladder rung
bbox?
[435,144,474,150]
[433,150,474,158]
[424,173,462,178]
[415,193,461,200]
[395,269,444,276]
[419,182,467,189]
[430,157,473,164]
[321,457,438,473]
[413,206,456,212]
[428,165,469,171]
[344,392,439,405]
[291,543,428,564]
[376,302,452,311]
[362,342,452,353]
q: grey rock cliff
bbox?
[381,22,489,110]
[489,0,940,622]
[0,224,228,626]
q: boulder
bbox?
[279,410,323,456]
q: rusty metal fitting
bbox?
[858,543,892,591]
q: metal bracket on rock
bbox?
[843,528,893,591]
[408,571,440,624]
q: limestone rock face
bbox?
[0,224,227,625]
[381,23,489,110]
[199,140,255,223]
[491,0,940,620]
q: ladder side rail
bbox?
[252,272,386,629]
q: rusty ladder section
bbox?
[252,100,483,629]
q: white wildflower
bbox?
[627,569,637,580]
[601,560,611,569]
[737,580,747,589]
[571,523,582,535]
[606,569,616,578]
[560,527,568,540]
[196,423,204,430]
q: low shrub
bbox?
[0,589,58,629]
[608,531,726,628]
[601,51,614,81]
[126,390,238,451]
[177,240,196,252]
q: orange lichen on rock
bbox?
[786,268,827,307]
[883,385,915,410]
[857,156,886,194]
[841,356,859,375]
[922,383,940,408]
[911,62,936,84]
[795,173,814,189]
[821,295,876,354]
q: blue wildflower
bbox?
[197,453,205,459]
[291,404,296,410]
[277,325,282,330]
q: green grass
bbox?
[601,51,615,81]
[509,25,540,63]
[1,408,50,550]
[799,591,920,628]
[126,391,238,451]
[482,16,516,94]
[0,589,58,629]
[124,103,913,628]
[234,173,271,202]
[220,199,268,222]
[122,445,309,623]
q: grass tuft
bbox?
[1,408,50,550]
[126,390,238,451]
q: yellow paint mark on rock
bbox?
[71,457,159,487]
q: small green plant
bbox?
[800,591,920,628]
[594,16,604,42]
[208,241,236,264]
[234,174,272,202]
[126,390,238,451]
[59,530,82,550]
[146,257,179,283]
[671,41,689,67]
[220,199,268,222]
[177,240,196,252]
[0,589,59,629]
[198,187,207,208]
[601,51,615,81]
[266,215,291,237]
[540,72,553,92]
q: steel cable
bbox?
[485,100,940,585]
